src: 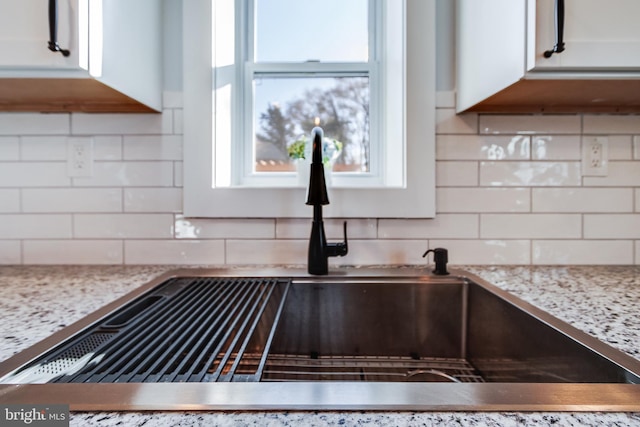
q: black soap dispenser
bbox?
[422,247,449,275]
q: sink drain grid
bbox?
[234,354,484,383]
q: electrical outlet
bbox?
[581,136,608,177]
[67,137,94,177]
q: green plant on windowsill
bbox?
[287,136,343,166]
[287,138,307,160]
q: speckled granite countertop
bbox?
[1,265,639,426]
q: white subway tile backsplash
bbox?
[72,162,174,187]
[436,188,531,213]
[343,240,429,265]
[22,136,123,161]
[605,136,633,160]
[93,136,123,160]
[480,161,581,187]
[584,115,640,134]
[0,137,19,160]
[22,188,122,213]
[1,93,640,266]
[0,189,19,212]
[583,162,640,187]
[378,215,478,239]
[20,137,68,160]
[174,162,183,187]
[273,219,304,239]
[124,188,182,212]
[584,214,640,239]
[480,115,581,135]
[0,113,69,135]
[533,188,633,213]
[175,217,274,239]
[0,214,72,239]
[74,214,174,238]
[436,161,478,186]
[0,163,70,187]
[123,135,183,160]
[430,239,531,264]
[24,240,123,264]
[0,240,20,264]
[274,219,305,240]
[125,240,224,264]
[435,109,477,134]
[481,214,581,239]
[533,240,633,265]
[276,218,376,239]
[437,135,530,160]
[532,136,581,160]
[71,112,171,135]
[173,109,184,135]
[226,239,307,265]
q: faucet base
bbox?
[308,220,329,275]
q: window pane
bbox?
[255,0,369,62]
[254,77,370,173]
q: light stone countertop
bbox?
[1,265,639,426]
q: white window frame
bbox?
[183,0,435,218]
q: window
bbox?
[183,0,435,218]
[252,0,370,175]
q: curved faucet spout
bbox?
[306,126,348,275]
[305,127,329,206]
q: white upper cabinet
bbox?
[532,0,640,70]
[0,0,80,69]
[0,0,161,112]
[457,0,640,113]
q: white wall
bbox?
[0,1,638,265]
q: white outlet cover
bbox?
[67,137,94,177]
[581,136,608,177]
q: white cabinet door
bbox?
[533,0,640,70]
[0,0,84,70]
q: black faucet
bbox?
[306,127,348,275]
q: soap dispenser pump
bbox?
[422,247,449,275]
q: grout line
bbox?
[223,239,227,265]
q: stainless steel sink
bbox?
[268,278,637,384]
[1,268,639,411]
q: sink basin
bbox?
[1,268,639,411]
[267,279,636,384]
